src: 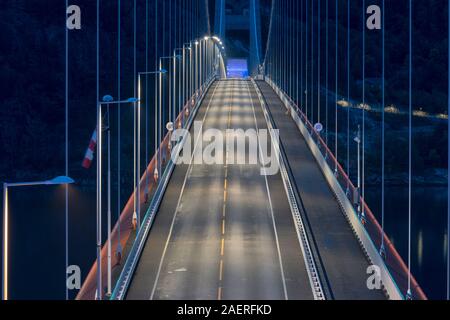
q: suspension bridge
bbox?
[3,0,450,301]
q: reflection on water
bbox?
[366,186,448,300]
[418,231,423,268]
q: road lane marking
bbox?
[219,260,224,281]
[217,286,222,300]
[149,82,222,300]
[217,80,233,301]
[245,80,289,300]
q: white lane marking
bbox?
[244,80,289,301]
[149,82,223,300]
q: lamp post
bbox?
[101,94,113,298]
[96,97,138,300]
[138,70,167,203]
[194,40,200,95]
[2,176,74,300]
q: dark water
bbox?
[4,185,98,300]
[2,182,448,299]
[366,186,448,300]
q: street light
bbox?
[96,96,137,300]
[2,176,74,300]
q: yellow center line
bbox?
[217,286,222,300]
[218,81,234,302]
[219,259,224,281]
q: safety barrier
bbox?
[263,76,427,300]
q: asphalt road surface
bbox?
[256,80,385,300]
[126,80,314,300]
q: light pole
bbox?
[138,70,167,202]
[96,96,138,300]
[101,94,113,298]
[194,40,200,95]
[184,43,192,119]
[2,175,74,300]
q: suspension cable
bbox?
[291,0,294,97]
[306,0,308,117]
[65,0,69,301]
[325,0,328,144]
[133,0,137,224]
[407,0,413,299]
[380,0,386,256]
[361,0,365,219]
[145,0,149,199]
[335,0,338,174]
[116,0,122,262]
[95,0,101,300]
[154,0,158,178]
[318,0,321,125]
[311,0,314,123]
[346,0,350,181]
[284,0,286,91]
[264,0,276,69]
[300,0,303,111]
[296,0,299,105]
[448,0,450,301]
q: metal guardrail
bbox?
[251,78,326,301]
[110,77,216,300]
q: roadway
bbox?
[126,79,314,300]
[256,80,386,300]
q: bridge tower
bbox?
[214,0,262,77]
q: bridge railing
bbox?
[264,76,427,300]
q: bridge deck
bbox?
[126,79,313,300]
[256,80,385,300]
